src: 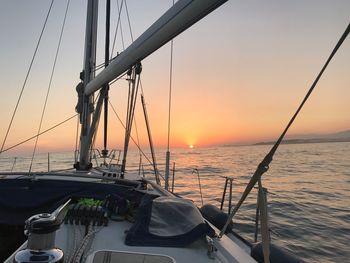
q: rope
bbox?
[71,225,102,263]
[66,225,82,263]
[81,226,99,262]
[0,0,55,156]
[0,114,77,154]
[29,0,71,172]
[219,22,350,238]
[65,224,76,263]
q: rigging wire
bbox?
[29,0,71,172]
[0,114,78,155]
[192,168,203,206]
[0,0,55,156]
[74,114,80,163]
[167,31,174,151]
[141,94,160,184]
[124,0,144,167]
[107,0,141,160]
[131,71,142,159]
[108,100,165,180]
[121,66,141,176]
[110,0,145,176]
[93,55,122,72]
[120,0,142,160]
[93,61,110,72]
[164,0,175,190]
[133,116,141,152]
[110,0,125,58]
[219,21,350,237]
[97,1,157,179]
[126,0,160,182]
[124,0,134,42]
[88,93,102,159]
[109,71,128,85]
[117,0,126,50]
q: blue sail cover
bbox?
[125,195,214,247]
[0,178,144,225]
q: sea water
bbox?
[1,142,349,263]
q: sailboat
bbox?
[0,0,348,262]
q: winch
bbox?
[13,199,71,263]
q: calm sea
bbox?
[1,142,349,263]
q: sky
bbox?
[0,0,349,155]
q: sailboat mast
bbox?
[77,0,98,170]
[75,0,228,170]
[102,0,111,159]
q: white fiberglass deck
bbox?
[2,173,256,263]
[53,220,256,263]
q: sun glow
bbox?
[189,144,194,149]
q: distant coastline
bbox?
[222,129,350,147]
[253,137,350,146]
[254,129,350,146]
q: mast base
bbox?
[74,162,92,171]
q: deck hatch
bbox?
[92,250,175,263]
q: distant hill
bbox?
[254,130,350,146]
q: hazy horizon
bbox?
[0,1,349,155]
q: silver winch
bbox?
[13,199,71,263]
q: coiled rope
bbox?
[70,225,102,263]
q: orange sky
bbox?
[0,0,349,155]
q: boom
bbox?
[84,0,227,95]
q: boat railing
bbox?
[157,164,272,254]
[220,176,234,214]
[91,149,121,168]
